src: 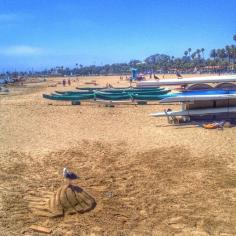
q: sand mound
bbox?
[28,184,96,217]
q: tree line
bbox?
[3,35,236,77]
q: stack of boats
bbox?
[148,75,236,121]
[151,89,236,119]
[43,86,172,102]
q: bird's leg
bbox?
[64,179,71,187]
[68,179,72,187]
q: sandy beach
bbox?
[0,75,236,235]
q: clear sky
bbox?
[0,0,235,71]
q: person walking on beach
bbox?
[63,79,66,86]
[68,78,71,86]
[129,77,132,86]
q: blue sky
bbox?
[0,0,235,71]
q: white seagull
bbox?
[63,168,79,185]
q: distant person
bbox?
[63,79,66,86]
[129,77,132,86]
[176,71,183,78]
[68,78,71,86]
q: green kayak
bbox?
[128,89,170,95]
[102,88,165,93]
[55,90,94,95]
[131,93,172,101]
[43,93,95,101]
[95,89,170,96]
[95,92,132,100]
[76,87,106,91]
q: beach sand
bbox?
[0,75,236,235]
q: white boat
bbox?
[160,94,236,103]
[137,75,236,87]
[150,107,236,117]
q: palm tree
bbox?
[191,52,197,60]
[217,49,227,62]
[225,45,232,64]
[233,34,236,42]
[222,48,227,61]
[201,48,205,59]
[196,49,201,59]
[231,45,236,69]
[210,49,217,72]
[188,48,192,58]
[232,45,236,56]
[210,49,217,61]
[184,51,188,57]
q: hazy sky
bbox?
[0,0,235,70]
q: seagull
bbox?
[154,74,160,80]
[63,168,79,185]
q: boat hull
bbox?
[150,107,236,117]
[137,75,236,87]
[95,93,131,100]
[43,94,95,101]
[160,90,236,103]
[132,93,172,101]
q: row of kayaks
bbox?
[56,86,166,95]
[43,92,172,101]
[43,87,172,101]
[43,87,236,103]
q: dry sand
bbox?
[0,75,236,235]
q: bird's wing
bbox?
[67,170,79,179]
